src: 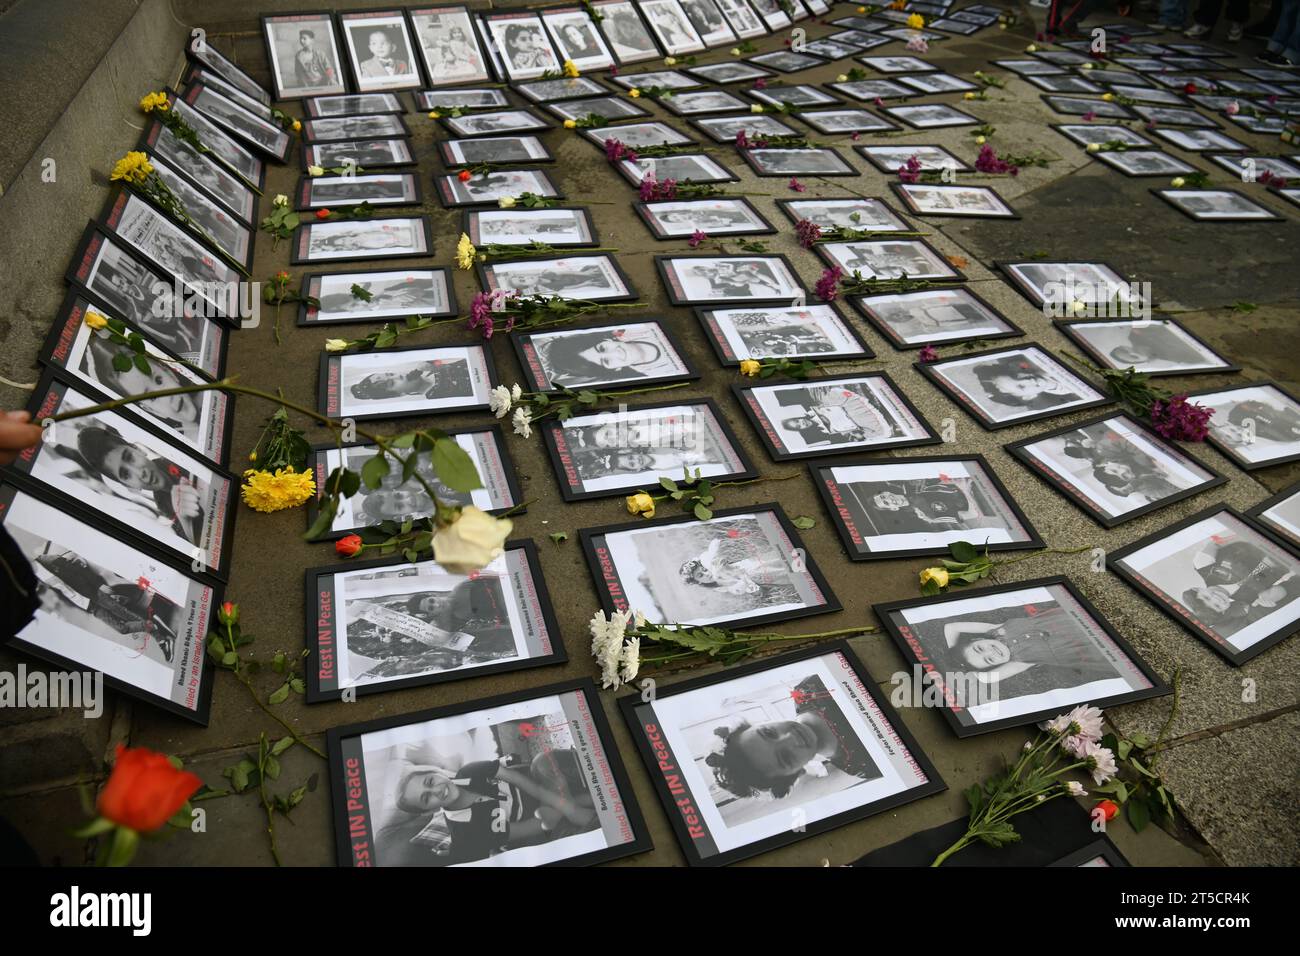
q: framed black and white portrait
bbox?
[918,345,1111,430]
[590,0,664,65]
[998,260,1136,311]
[1152,127,1248,152]
[304,92,404,116]
[291,216,432,265]
[892,183,1018,219]
[483,11,563,81]
[746,84,840,108]
[463,207,595,248]
[856,143,970,174]
[1109,506,1300,666]
[812,455,1042,560]
[1052,123,1153,149]
[851,287,1021,349]
[857,55,938,73]
[639,0,708,55]
[615,152,737,187]
[1026,74,1104,94]
[1056,318,1236,376]
[1131,105,1218,128]
[295,172,421,210]
[187,33,270,106]
[441,108,550,137]
[541,6,616,72]
[327,679,650,866]
[319,343,496,421]
[675,0,739,47]
[798,109,898,135]
[546,95,649,122]
[168,94,267,190]
[139,151,254,269]
[875,578,1167,736]
[897,73,979,95]
[696,303,871,365]
[1042,94,1133,119]
[582,505,840,629]
[1153,188,1282,222]
[304,138,416,171]
[1092,149,1196,177]
[777,197,911,232]
[1188,383,1300,470]
[714,0,768,39]
[1248,481,1300,551]
[435,167,560,207]
[408,6,493,87]
[826,78,914,102]
[636,197,774,239]
[305,541,563,701]
[655,254,804,305]
[748,49,825,72]
[582,120,694,150]
[620,643,944,865]
[141,119,259,223]
[302,113,409,142]
[691,113,799,143]
[734,373,939,460]
[742,147,857,177]
[659,89,750,115]
[180,82,291,163]
[438,135,551,167]
[883,104,981,129]
[687,61,773,84]
[298,268,455,326]
[541,399,755,501]
[261,12,347,100]
[417,88,510,111]
[513,319,697,392]
[480,254,636,302]
[337,10,423,92]
[1007,412,1225,527]
[816,238,963,281]
[513,76,604,103]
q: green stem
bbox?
[231,668,325,760]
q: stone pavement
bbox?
[0,1,1296,867]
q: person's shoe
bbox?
[1256,51,1291,66]
[1226,21,1243,41]
[1183,23,1210,37]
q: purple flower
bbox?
[735,129,751,150]
[1081,110,1097,122]
[851,132,861,141]
[604,138,636,163]
[1260,170,1289,188]
[468,292,494,339]
[688,229,707,248]
[1150,395,1213,442]
[787,177,807,193]
[795,218,823,249]
[873,97,886,108]
[897,155,923,184]
[974,144,1018,176]
[753,78,767,90]
[638,174,658,201]
[814,265,843,302]
[658,177,678,200]
[918,344,938,363]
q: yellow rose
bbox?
[85,312,109,330]
[498,196,516,209]
[974,135,986,144]
[325,338,349,352]
[907,13,925,28]
[1102,93,1114,102]
[919,567,950,589]
[1170,177,1185,188]
[563,119,577,129]
[456,233,477,270]
[664,56,677,66]
[739,359,762,376]
[1086,143,1101,153]
[429,110,441,119]
[432,507,513,573]
[292,119,301,132]
[963,92,976,100]
[629,88,641,98]
[308,164,325,176]
[1025,44,1038,53]
[626,492,656,519]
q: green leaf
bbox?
[548,531,568,544]
[221,651,238,666]
[949,541,978,563]
[268,683,290,706]
[976,821,1021,848]
[693,502,712,521]
[271,736,294,756]
[264,755,281,781]
[207,635,226,657]
[791,515,816,530]
[132,353,151,375]
[290,678,305,694]
[360,453,389,490]
[964,783,983,815]
[432,437,483,493]
[112,352,133,373]
[1117,739,1132,760]
[1126,795,1151,832]
[659,476,678,492]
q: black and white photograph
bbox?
[620,644,943,865]
[1248,481,1300,551]
[802,37,865,59]
[442,109,550,137]
[1108,507,1300,665]
[143,120,259,223]
[337,11,422,92]
[187,32,270,106]
[169,95,267,189]
[636,197,774,239]
[1007,412,1225,527]
[260,12,347,99]
[181,82,291,163]
[480,254,635,302]
[435,168,560,207]
[1026,74,1104,94]
[897,73,979,95]
[328,680,649,866]
[715,0,767,38]
[691,114,799,143]
[547,96,649,122]
[483,11,563,81]
[1152,127,1248,152]
[304,138,416,170]
[590,0,663,64]
[464,207,594,248]
[656,254,804,305]
[992,58,1067,76]
[677,0,737,47]
[307,427,519,539]
[615,152,737,187]
[999,260,1137,311]
[0,484,216,723]
[514,320,696,391]
[827,78,914,102]
[742,147,856,177]
[582,505,838,629]
[687,61,773,84]
[8,374,237,578]
[852,287,1020,349]
[319,343,496,421]
[813,456,1041,560]
[857,55,938,73]
[918,345,1111,430]
[65,227,227,375]
[542,399,754,500]
[659,89,749,116]
[295,172,420,210]
[1130,105,1217,129]
[748,49,824,72]
[799,109,898,135]
[777,197,910,232]
[1057,319,1236,376]
[416,88,510,110]
[299,268,455,326]
[409,6,492,87]
[291,216,432,265]
[439,135,551,167]
[515,77,608,104]
[1153,189,1281,223]
[1208,154,1300,182]
[1092,149,1196,178]
[40,297,231,464]
[184,65,273,120]
[856,143,970,174]
[304,92,403,117]
[875,578,1166,736]
[750,0,793,30]
[746,84,840,108]
[734,373,938,460]
[1189,383,1300,471]
[892,183,1018,219]
[816,238,963,281]
[1042,95,1133,119]
[582,120,694,150]
[306,542,562,701]
[696,303,871,365]
[639,0,707,55]
[1053,123,1153,149]
[142,152,254,268]
[541,7,616,72]
[302,114,409,142]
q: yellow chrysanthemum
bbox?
[110,151,154,185]
[240,468,316,513]
[907,13,925,28]
[139,91,170,114]
[456,233,477,270]
[563,59,580,78]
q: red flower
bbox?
[316,208,331,219]
[1094,799,1119,822]
[217,601,238,625]
[97,745,201,832]
[458,169,472,182]
[1183,82,1197,94]
[335,534,363,557]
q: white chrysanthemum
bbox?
[1083,740,1118,785]
[510,383,522,402]
[600,632,624,688]
[488,384,513,418]
[1065,780,1088,797]
[512,407,533,438]
[1064,705,1104,741]
[619,636,640,685]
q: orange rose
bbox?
[335,533,363,557]
[1094,799,1119,822]
[97,745,201,832]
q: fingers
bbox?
[0,413,45,466]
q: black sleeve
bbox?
[0,526,40,641]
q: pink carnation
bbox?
[794,218,822,249]
[1150,395,1213,442]
[814,265,843,302]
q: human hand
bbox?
[0,410,44,466]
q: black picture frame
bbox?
[849,286,1021,351]
[589,0,666,66]
[1004,411,1227,528]
[297,266,457,326]
[305,423,522,541]
[580,120,695,151]
[326,677,653,866]
[874,576,1171,737]
[511,317,699,393]
[695,301,873,366]
[405,6,495,89]
[289,215,433,265]
[481,9,566,82]
[441,108,552,138]
[544,95,651,122]
[657,89,751,116]
[434,167,562,208]
[1107,505,1300,666]
[612,151,738,187]
[1183,381,1300,471]
[335,7,428,93]
[581,503,842,630]
[775,195,914,233]
[796,109,899,136]
[890,182,1020,220]
[302,137,417,170]
[0,481,219,726]
[540,397,756,502]
[811,453,1043,560]
[462,205,597,248]
[165,87,268,192]
[618,640,946,866]
[740,146,858,177]
[478,253,638,303]
[302,539,566,702]
[1150,188,1284,223]
[1054,317,1239,378]
[746,49,826,72]
[881,103,982,129]
[179,81,293,164]
[317,341,498,422]
[654,253,806,306]
[186,34,271,106]
[512,76,609,103]
[301,112,411,142]
[438,134,553,168]
[995,259,1135,312]
[732,372,941,461]
[1049,838,1131,867]
[1247,480,1300,550]
[303,91,405,117]
[139,120,259,226]
[259,10,349,101]
[688,114,800,143]
[294,171,422,211]
[1049,122,1154,149]
[634,196,776,239]
[1091,149,1197,178]
[814,236,966,282]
